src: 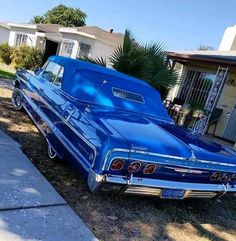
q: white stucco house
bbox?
[0,22,124,64]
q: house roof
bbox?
[0,22,124,46]
[167,50,236,67]
[7,22,37,29]
[37,24,63,33]
[0,22,10,30]
[74,26,123,46]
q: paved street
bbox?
[0,129,97,241]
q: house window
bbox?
[78,43,91,58]
[178,70,216,106]
[61,42,74,57]
[15,33,28,47]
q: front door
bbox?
[43,39,59,63]
[223,102,236,142]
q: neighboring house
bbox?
[0,23,10,43]
[167,25,236,143]
[0,22,123,65]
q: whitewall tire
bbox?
[12,88,23,111]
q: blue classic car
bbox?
[12,56,236,199]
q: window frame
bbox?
[40,60,64,87]
[60,41,75,57]
[14,33,28,47]
[78,42,91,58]
[53,66,64,88]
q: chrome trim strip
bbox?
[129,149,187,160]
[37,94,97,162]
[103,148,236,171]
[21,92,89,171]
[102,148,129,170]
[105,175,236,192]
[102,148,187,171]
[196,159,236,167]
[21,87,97,164]
[105,155,236,173]
[164,166,209,174]
[22,103,46,138]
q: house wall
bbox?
[219,25,236,51]
[214,72,236,137]
[8,27,38,47]
[0,27,10,43]
[60,32,96,59]
[59,32,118,66]
[172,64,236,140]
[91,40,116,59]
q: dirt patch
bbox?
[0,84,236,241]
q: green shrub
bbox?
[10,45,43,70]
[0,43,14,65]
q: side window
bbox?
[53,67,64,88]
[41,61,61,82]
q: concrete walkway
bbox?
[0,130,97,241]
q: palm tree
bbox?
[81,30,178,99]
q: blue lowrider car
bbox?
[12,56,236,199]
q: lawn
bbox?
[0,62,15,79]
[0,83,235,241]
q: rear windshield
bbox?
[112,88,145,104]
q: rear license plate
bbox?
[161,189,186,199]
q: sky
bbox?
[0,0,236,51]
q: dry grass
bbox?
[0,84,236,241]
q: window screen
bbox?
[15,33,28,47]
[61,42,74,57]
[78,43,91,58]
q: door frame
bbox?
[223,99,236,140]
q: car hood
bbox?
[99,111,236,165]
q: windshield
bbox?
[64,69,171,120]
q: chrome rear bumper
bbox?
[88,171,236,199]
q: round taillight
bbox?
[110,159,125,171]
[143,164,157,175]
[128,161,141,173]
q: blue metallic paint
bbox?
[13,56,236,199]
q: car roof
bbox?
[48,55,151,88]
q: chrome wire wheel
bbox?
[12,88,23,110]
[48,145,57,159]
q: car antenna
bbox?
[85,79,108,113]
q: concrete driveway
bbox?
[0,129,97,241]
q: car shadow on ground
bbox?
[0,90,236,241]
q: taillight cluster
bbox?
[143,164,157,174]
[110,159,124,171]
[110,159,157,175]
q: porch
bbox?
[166,51,236,143]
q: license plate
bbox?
[161,189,186,199]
